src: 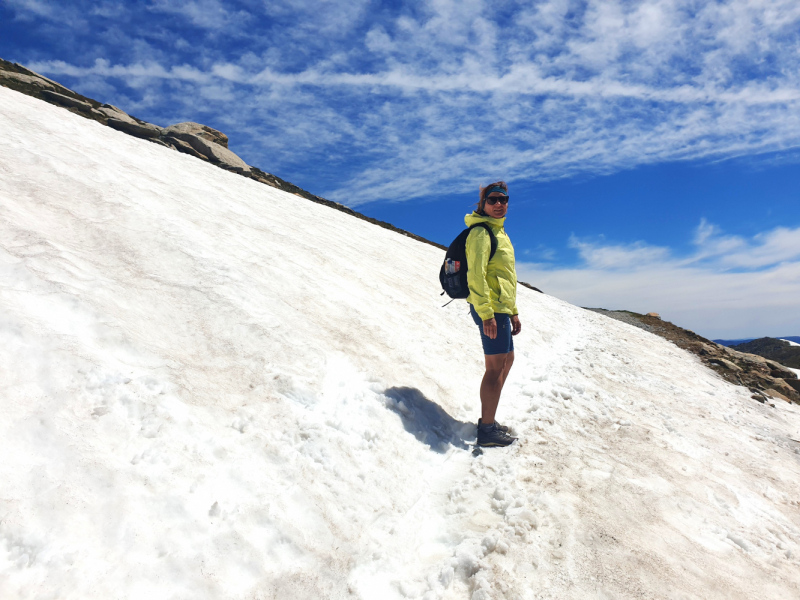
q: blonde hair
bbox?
[476,181,508,214]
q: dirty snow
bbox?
[1,86,800,600]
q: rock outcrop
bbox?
[0,57,446,253]
[107,117,163,139]
[41,90,93,112]
[163,122,249,173]
[164,121,229,147]
[0,68,57,91]
[586,309,800,405]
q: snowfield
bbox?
[2,86,800,600]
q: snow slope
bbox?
[2,85,800,600]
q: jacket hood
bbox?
[465,211,505,228]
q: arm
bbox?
[466,228,497,337]
[510,289,521,335]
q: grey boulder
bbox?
[41,90,92,112]
[164,122,229,148]
[765,359,797,379]
[0,69,55,91]
[107,117,162,139]
[708,358,742,372]
[163,122,249,173]
[164,135,209,160]
[93,104,162,138]
[97,104,137,124]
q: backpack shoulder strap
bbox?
[469,223,498,261]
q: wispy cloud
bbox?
[4,0,89,26]
[569,237,672,270]
[571,220,800,272]
[4,0,56,19]
[10,0,800,204]
[34,58,213,84]
[518,222,800,338]
[148,0,250,30]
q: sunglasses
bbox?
[485,196,509,205]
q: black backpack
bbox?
[439,223,497,299]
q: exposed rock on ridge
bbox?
[164,121,229,147]
[163,122,249,173]
[586,309,800,404]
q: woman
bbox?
[466,181,521,447]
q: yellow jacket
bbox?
[465,212,519,320]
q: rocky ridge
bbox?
[586,309,800,405]
[1,59,553,294]
[0,58,443,251]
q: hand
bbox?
[483,318,497,339]
[511,315,521,336]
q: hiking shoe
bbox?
[477,422,517,447]
[478,418,510,434]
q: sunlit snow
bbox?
[2,86,800,600]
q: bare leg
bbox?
[480,351,515,424]
[499,350,515,390]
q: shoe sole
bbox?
[478,440,517,447]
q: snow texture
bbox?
[2,86,800,600]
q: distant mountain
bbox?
[730,338,800,369]
[714,336,800,347]
[714,338,755,346]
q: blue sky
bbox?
[2,0,799,338]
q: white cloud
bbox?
[4,0,88,26]
[147,0,249,30]
[518,222,800,338]
[568,237,671,270]
[15,0,800,202]
[29,58,213,84]
[4,0,56,19]
[716,227,800,269]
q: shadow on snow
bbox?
[382,387,475,453]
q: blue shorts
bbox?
[470,304,514,356]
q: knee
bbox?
[485,366,505,380]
